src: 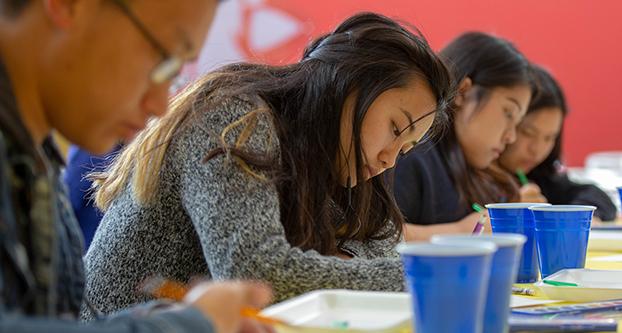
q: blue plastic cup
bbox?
[529,205,596,278]
[485,203,550,283]
[397,242,497,333]
[431,234,526,333]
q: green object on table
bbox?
[516,169,529,186]
[472,203,485,213]
[542,280,579,287]
[331,320,349,329]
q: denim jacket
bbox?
[0,60,215,332]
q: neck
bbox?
[0,10,49,145]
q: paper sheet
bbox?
[591,254,622,262]
[510,295,562,308]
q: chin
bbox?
[81,139,116,156]
[521,165,535,174]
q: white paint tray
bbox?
[261,290,566,332]
[261,290,412,333]
[535,269,622,302]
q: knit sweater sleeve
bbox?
[173,95,405,302]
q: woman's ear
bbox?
[454,77,473,107]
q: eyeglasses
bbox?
[110,0,183,84]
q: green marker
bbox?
[331,320,349,329]
[516,169,529,186]
[472,203,485,213]
[543,280,578,287]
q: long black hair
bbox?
[438,31,533,206]
[201,12,453,254]
[525,65,568,180]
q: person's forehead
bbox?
[524,108,563,130]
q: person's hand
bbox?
[519,184,547,203]
[402,212,490,241]
[458,212,490,233]
[184,281,274,333]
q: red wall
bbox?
[235,0,622,166]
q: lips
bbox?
[520,160,538,171]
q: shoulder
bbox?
[394,141,443,182]
[174,92,280,158]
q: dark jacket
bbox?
[0,59,214,332]
[531,173,617,221]
[64,145,121,251]
[392,141,471,225]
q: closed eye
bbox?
[392,121,402,137]
[504,108,514,121]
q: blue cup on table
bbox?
[529,205,596,278]
[397,241,497,333]
[485,203,550,283]
[431,234,526,333]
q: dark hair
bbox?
[1,0,30,17]
[438,32,532,206]
[200,12,453,254]
[525,65,568,180]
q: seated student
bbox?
[83,12,453,316]
[393,32,533,241]
[496,65,617,221]
[64,144,122,251]
[0,0,274,333]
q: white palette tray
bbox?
[535,269,622,302]
[261,289,558,332]
[261,290,412,333]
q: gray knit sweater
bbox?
[82,94,405,320]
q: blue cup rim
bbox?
[397,241,497,256]
[431,233,527,248]
[485,203,551,209]
[528,205,597,212]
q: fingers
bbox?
[520,183,542,195]
[239,319,276,333]
[243,282,273,309]
[183,281,273,333]
[520,184,547,203]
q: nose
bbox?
[140,82,171,118]
[378,142,401,170]
[533,138,550,157]
[504,125,518,144]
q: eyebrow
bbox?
[397,108,437,136]
[400,108,416,134]
[522,123,560,136]
[506,97,522,110]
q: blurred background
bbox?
[182,0,621,167]
[171,0,622,207]
[55,0,622,208]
